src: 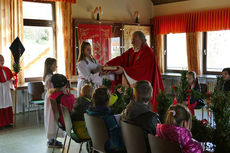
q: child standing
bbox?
[156,104,203,153]
[77,42,102,97]
[0,55,14,128]
[43,58,62,148]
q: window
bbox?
[203,30,230,74]
[110,37,121,59]
[23,1,55,79]
[164,33,188,72]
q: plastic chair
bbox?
[27,82,44,123]
[84,113,109,153]
[61,105,90,153]
[120,120,147,153]
[148,134,182,153]
[50,99,67,153]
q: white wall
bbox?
[153,0,230,16]
[72,0,153,24]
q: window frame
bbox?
[23,0,56,81]
[164,34,188,73]
[203,32,223,75]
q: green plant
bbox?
[191,116,214,143]
[156,90,172,123]
[13,63,21,74]
[102,79,133,114]
[214,75,224,92]
[102,78,112,89]
[111,84,133,114]
[210,91,230,153]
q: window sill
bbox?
[161,73,217,79]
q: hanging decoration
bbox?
[77,24,111,65]
[93,6,103,21]
[134,11,140,23]
[9,37,25,88]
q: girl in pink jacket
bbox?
[156,104,203,153]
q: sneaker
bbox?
[47,139,63,148]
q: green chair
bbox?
[61,105,90,153]
[27,82,44,123]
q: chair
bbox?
[148,134,182,153]
[61,105,90,153]
[27,81,44,123]
[200,83,208,95]
[50,99,67,153]
[84,113,109,153]
[120,120,147,153]
[200,83,208,118]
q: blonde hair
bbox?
[80,84,94,99]
[134,80,153,103]
[48,88,64,96]
[165,103,192,130]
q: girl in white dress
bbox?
[43,58,63,148]
[77,42,102,97]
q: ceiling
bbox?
[151,0,188,5]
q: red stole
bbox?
[106,43,164,112]
[0,66,13,83]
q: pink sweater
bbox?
[49,91,75,126]
[156,124,203,153]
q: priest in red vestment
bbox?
[106,31,164,112]
[0,55,14,127]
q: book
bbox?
[103,66,118,71]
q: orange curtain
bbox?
[152,8,230,35]
[56,2,73,79]
[186,32,202,75]
[0,0,24,85]
[153,35,164,73]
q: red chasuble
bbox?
[106,43,164,112]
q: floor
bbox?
[0,111,88,153]
[0,108,212,153]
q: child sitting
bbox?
[71,84,94,139]
[186,71,205,115]
[87,87,125,153]
[222,68,230,92]
[47,74,75,147]
[0,54,14,128]
[49,74,75,127]
[156,103,203,153]
[121,80,160,153]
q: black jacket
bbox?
[121,101,160,153]
[224,80,230,92]
[121,101,160,135]
[71,96,92,121]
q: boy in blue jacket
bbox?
[87,87,125,153]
